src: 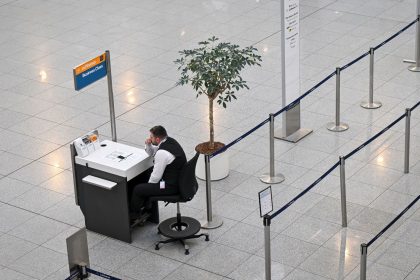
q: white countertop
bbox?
[75,140,153,180]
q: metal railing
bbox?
[199,16,420,232]
[263,99,419,280]
[360,195,420,280]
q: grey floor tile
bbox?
[307,196,365,225]
[9,246,67,279]
[369,239,420,272]
[323,228,374,257]
[117,250,181,280]
[0,177,33,203]
[299,247,358,279]
[41,197,84,225]
[257,234,319,268]
[90,238,143,272]
[9,161,63,185]
[0,152,32,176]
[40,170,75,196]
[389,219,420,246]
[0,234,37,266]
[348,207,400,235]
[213,193,258,221]
[10,186,66,213]
[0,267,36,280]
[163,264,224,280]
[216,222,266,253]
[229,255,294,280]
[8,215,69,245]
[282,215,341,245]
[188,242,251,276]
[42,226,81,254]
[283,268,329,280]
[0,203,35,233]
[346,261,408,280]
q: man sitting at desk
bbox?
[130,125,187,222]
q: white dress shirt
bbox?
[145,138,175,183]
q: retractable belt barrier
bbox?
[65,269,80,280]
[360,195,420,280]
[65,267,121,280]
[367,195,420,247]
[269,161,340,220]
[210,18,419,161]
[86,268,121,280]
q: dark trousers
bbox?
[129,168,179,215]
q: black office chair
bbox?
[149,152,209,255]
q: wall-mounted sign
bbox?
[282,0,299,105]
[73,53,107,91]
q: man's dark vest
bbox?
[158,137,187,186]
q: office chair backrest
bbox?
[178,152,199,201]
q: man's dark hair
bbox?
[150,125,167,138]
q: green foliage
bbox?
[175,36,262,108]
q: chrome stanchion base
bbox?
[408,65,420,72]
[403,59,420,71]
[403,59,416,64]
[199,216,223,229]
[327,122,349,132]
[361,101,382,109]
[274,128,312,143]
[259,173,285,184]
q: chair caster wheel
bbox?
[155,244,160,250]
[185,249,189,255]
[205,235,209,241]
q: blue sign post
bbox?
[73,51,117,141]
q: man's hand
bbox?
[145,138,152,145]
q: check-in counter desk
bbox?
[71,140,158,243]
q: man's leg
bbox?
[130,183,179,215]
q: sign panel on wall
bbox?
[282,0,300,105]
[276,0,312,143]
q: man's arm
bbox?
[148,150,175,183]
[145,142,158,156]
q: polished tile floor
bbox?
[0,0,419,279]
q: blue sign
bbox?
[73,53,107,91]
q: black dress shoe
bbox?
[130,212,151,228]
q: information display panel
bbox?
[259,186,273,217]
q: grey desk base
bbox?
[74,164,159,243]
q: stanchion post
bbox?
[79,264,88,279]
[260,114,285,184]
[407,0,420,72]
[264,216,272,280]
[105,50,117,142]
[360,243,368,280]
[339,156,348,227]
[200,155,223,229]
[327,67,349,132]
[404,108,411,173]
[361,48,382,109]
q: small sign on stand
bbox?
[259,186,273,217]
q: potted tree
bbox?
[175,36,262,180]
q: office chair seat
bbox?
[148,152,209,255]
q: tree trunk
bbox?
[209,98,214,150]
